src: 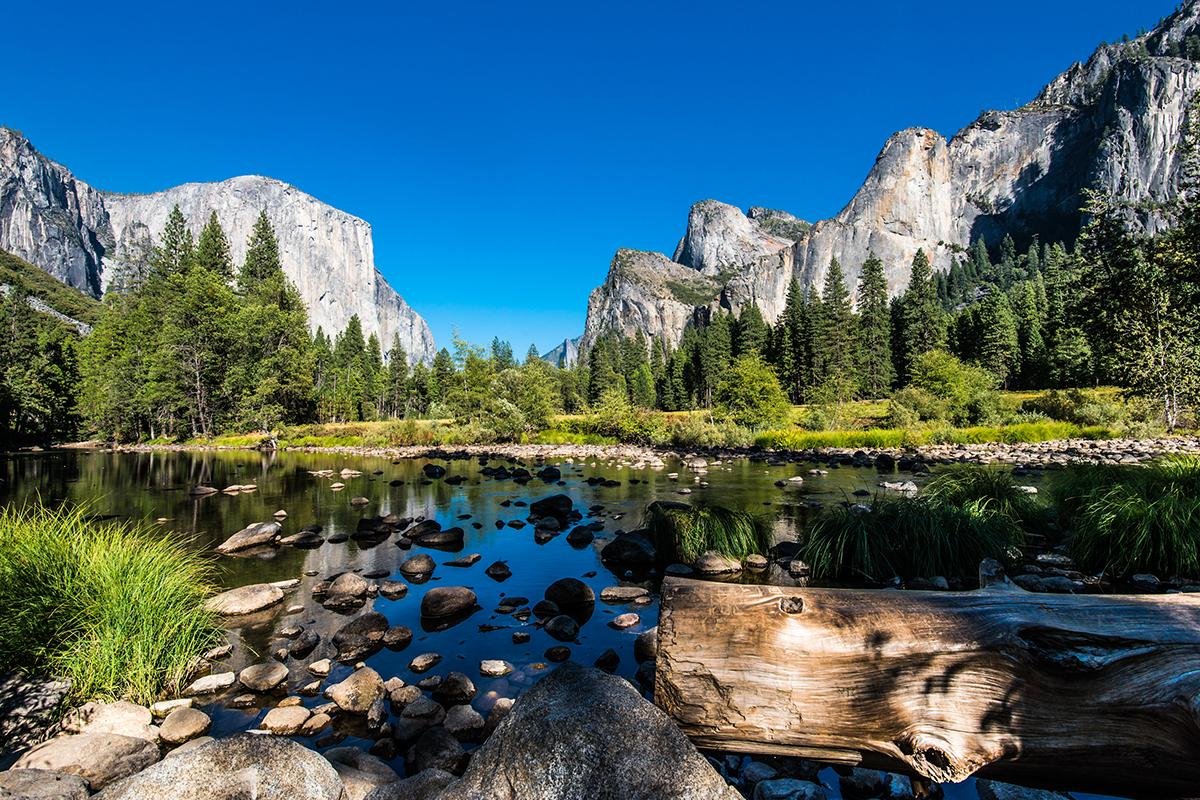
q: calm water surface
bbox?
[5,449,1097,799]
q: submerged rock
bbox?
[437,664,739,799]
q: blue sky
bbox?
[3,0,1176,353]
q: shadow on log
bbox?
[654,562,1200,798]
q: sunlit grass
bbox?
[642,500,771,563]
[0,505,220,703]
[1051,456,1200,578]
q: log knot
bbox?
[779,597,804,615]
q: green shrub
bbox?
[921,466,1045,526]
[1052,456,1200,578]
[0,505,221,703]
[801,498,1023,582]
[714,354,791,429]
[642,501,771,563]
[909,350,1001,426]
[1022,389,1123,427]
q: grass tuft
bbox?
[642,501,771,563]
[1051,456,1200,579]
[801,497,1023,582]
[921,466,1046,527]
[0,505,221,704]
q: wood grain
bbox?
[655,570,1200,796]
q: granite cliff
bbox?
[0,129,434,362]
[574,1,1200,358]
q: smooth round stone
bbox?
[238,661,289,692]
[420,587,478,619]
[261,705,311,735]
[609,612,640,629]
[409,652,443,673]
[159,707,211,745]
[326,667,385,714]
[399,554,436,576]
[479,659,513,677]
[544,578,594,607]
[203,583,284,616]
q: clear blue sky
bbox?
[3,0,1176,353]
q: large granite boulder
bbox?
[93,734,343,799]
[0,768,90,799]
[13,733,160,791]
[437,663,739,799]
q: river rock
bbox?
[60,701,157,742]
[479,660,513,677]
[409,652,442,673]
[543,615,580,642]
[92,734,343,799]
[261,705,311,735]
[183,671,235,695]
[976,780,1073,800]
[485,561,512,581]
[610,612,639,629]
[415,526,465,548]
[753,779,828,800]
[693,551,742,574]
[158,707,211,745]
[323,747,399,800]
[600,585,650,603]
[13,733,160,791]
[530,494,573,519]
[600,532,656,570]
[238,661,289,692]
[634,627,658,663]
[0,769,90,799]
[420,587,478,620]
[333,612,390,661]
[406,727,467,775]
[215,521,282,554]
[400,553,436,576]
[432,672,476,705]
[204,583,284,615]
[327,667,385,714]
[443,704,486,741]
[362,769,456,800]
[544,577,594,608]
[436,663,739,799]
[384,625,414,649]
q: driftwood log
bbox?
[655,568,1200,797]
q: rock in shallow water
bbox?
[92,734,343,799]
[436,663,739,799]
[204,583,284,615]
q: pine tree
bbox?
[1014,280,1047,387]
[491,337,515,370]
[774,279,807,402]
[240,210,283,290]
[698,312,733,407]
[812,258,859,397]
[152,205,194,277]
[855,253,894,397]
[430,348,455,408]
[194,211,233,279]
[974,289,1021,387]
[897,249,947,383]
[733,302,769,357]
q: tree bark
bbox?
[655,572,1200,797]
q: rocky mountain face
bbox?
[541,336,581,368]
[0,129,435,363]
[578,1,1200,351]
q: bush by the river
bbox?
[0,505,220,703]
[1052,456,1200,579]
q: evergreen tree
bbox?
[194,211,233,279]
[430,347,455,408]
[855,253,894,397]
[698,312,733,407]
[897,249,947,383]
[240,210,283,290]
[733,302,769,357]
[973,289,1021,387]
[152,205,194,277]
[811,258,859,397]
[1013,280,1047,386]
[491,337,515,370]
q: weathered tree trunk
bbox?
[655,571,1200,797]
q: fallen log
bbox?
[655,567,1200,797]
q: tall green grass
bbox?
[0,505,220,703]
[1051,456,1200,578]
[642,501,771,563]
[801,498,1023,582]
[921,466,1046,527]
[755,421,1118,451]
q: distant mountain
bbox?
[0,129,435,362]
[577,1,1200,352]
[541,335,582,368]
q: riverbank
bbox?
[92,434,1200,469]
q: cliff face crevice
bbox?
[578,2,1200,353]
[0,130,434,363]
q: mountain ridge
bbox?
[571,1,1200,361]
[0,129,435,363]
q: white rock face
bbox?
[579,2,1200,351]
[0,130,434,363]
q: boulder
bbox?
[400,553,436,576]
[204,583,284,615]
[92,734,343,799]
[437,664,739,799]
[323,747,400,800]
[333,612,390,661]
[420,587,478,620]
[261,705,311,735]
[530,494,572,519]
[60,701,157,742]
[484,561,512,581]
[158,707,211,745]
[0,769,90,799]
[406,727,467,775]
[13,733,160,791]
[363,769,456,800]
[238,661,289,692]
[544,577,594,608]
[327,667,385,714]
[215,521,281,554]
[600,532,656,570]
